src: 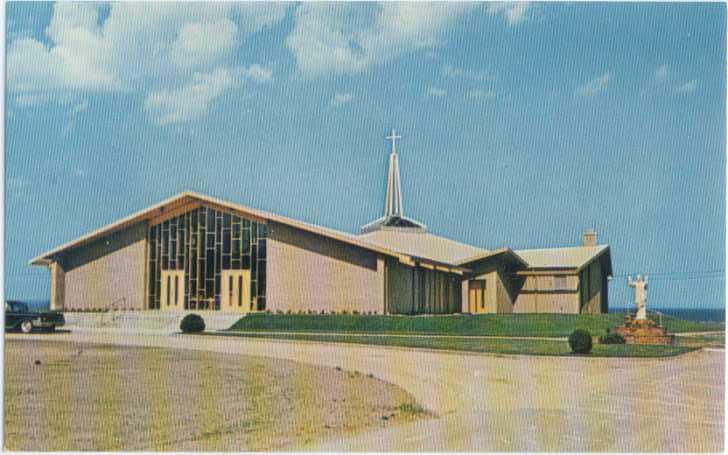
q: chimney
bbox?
[583,229,598,247]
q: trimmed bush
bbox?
[180,314,205,333]
[599,332,626,345]
[568,329,593,354]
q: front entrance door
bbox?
[468,280,486,313]
[160,270,185,310]
[221,270,251,313]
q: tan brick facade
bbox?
[265,221,386,314]
[512,274,580,313]
[55,224,147,311]
[32,193,612,316]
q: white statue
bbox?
[628,275,649,320]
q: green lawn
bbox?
[228,313,724,338]
[206,331,695,357]
[676,333,725,349]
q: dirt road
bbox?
[6,330,724,452]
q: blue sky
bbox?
[5,2,725,309]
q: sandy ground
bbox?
[4,340,428,451]
[4,330,724,452]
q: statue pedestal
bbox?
[614,315,674,345]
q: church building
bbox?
[31,132,612,315]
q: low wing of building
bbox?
[30,136,613,315]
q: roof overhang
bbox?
[515,268,577,276]
[455,248,529,269]
[30,191,421,267]
[399,254,471,275]
[576,245,612,276]
[515,246,613,276]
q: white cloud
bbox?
[71,100,89,115]
[466,89,495,100]
[241,64,274,83]
[442,63,494,81]
[486,2,532,26]
[676,79,698,94]
[168,19,238,70]
[286,3,479,77]
[427,87,447,97]
[330,92,355,107]
[575,72,611,98]
[655,64,668,81]
[7,3,289,123]
[144,67,236,126]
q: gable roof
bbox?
[30,191,612,276]
[357,229,488,264]
[515,245,612,274]
[455,248,529,268]
[29,191,415,267]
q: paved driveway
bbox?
[7,330,724,452]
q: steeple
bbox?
[384,130,403,218]
[361,130,427,234]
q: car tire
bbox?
[20,320,33,334]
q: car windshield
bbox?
[7,302,29,312]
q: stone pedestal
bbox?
[614,315,674,345]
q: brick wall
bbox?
[59,224,147,311]
[265,221,385,314]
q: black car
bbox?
[5,301,65,333]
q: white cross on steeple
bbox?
[359,130,427,233]
[386,129,402,153]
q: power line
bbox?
[610,269,725,278]
[610,270,725,282]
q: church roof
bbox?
[30,191,468,273]
[358,229,488,264]
[28,191,407,266]
[515,245,611,272]
[30,190,612,276]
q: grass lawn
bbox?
[228,312,724,338]
[677,332,725,349]
[207,331,696,357]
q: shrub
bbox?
[180,314,205,333]
[353,310,360,315]
[568,329,593,354]
[599,332,626,345]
